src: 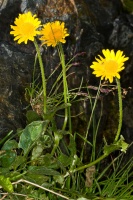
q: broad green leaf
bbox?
[58,137,81,169]
[31,135,53,161]
[26,110,41,123]
[18,120,49,155]
[1,151,16,168]
[58,153,72,167]
[28,166,60,176]
[11,156,26,170]
[43,134,53,148]
[34,153,58,168]
[0,175,13,193]
[25,174,49,185]
[0,150,6,158]
[8,171,21,181]
[0,167,10,176]
[53,174,64,184]
[2,140,18,151]
[31,143,44,160]
[69,154,80,170]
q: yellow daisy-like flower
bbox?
[10,12,41,44]
[90,49,129,83]
[39,21,69,47]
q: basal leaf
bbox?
[31,143,44,160]
[0,175,13,193]
[68,135,76,155]
[25,174,49,185]
[26,110,41,123]
[2,140,18,151]
[58,153,72,167]
[11,156,26,170]
[1,151,16,168]
[18,120,49,156]
[28,166,60,176]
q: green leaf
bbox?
[58,153,72,167]
[51,130,63,155]
[34,153,58,168]
[104,144,121,155]
[116,135,129,153]
[8,171,21,181]
[0,175,13,193]
[31,143,44,160]
[43,103,71,121]
[1,151,16,168]
[18,120,49,156]
[0,150,6,158]
[0,167,10,176]
[26,110,41,123]
[28,166,60,176]
[11,156,26,170]
[53,174,64,184]
[43,134,53,148]
[68,135,76,155]
[2,140,18,150]
[31,135,53,161]
[55,103,71,112]
[25,173,49,185]
[104,135,129,155]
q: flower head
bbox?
[10,12,41,44]
[90,49,129,83]
[39,21,69,47]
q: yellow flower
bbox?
[10,12,41,44]
[90,49,129,83]
[39,21,69,47]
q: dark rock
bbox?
[0,42,34,139]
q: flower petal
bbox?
[39,21,69,47]
[90,49,129,83]
[10,12,41,44]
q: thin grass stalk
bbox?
[0,130,13,145]
[80,80,101,161]
[111,161,133,196]
[119,182,133,197]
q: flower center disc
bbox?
[22,23,34,35]
[51,29,62,41]
[104,60,118,75]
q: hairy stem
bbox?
[34,39,47,114]
[58,43,71,132]
[115,78,123,142]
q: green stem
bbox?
[115,78,123,142]
[34,39,47,114]
[71,154,107,173]
[58,43,71,131]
